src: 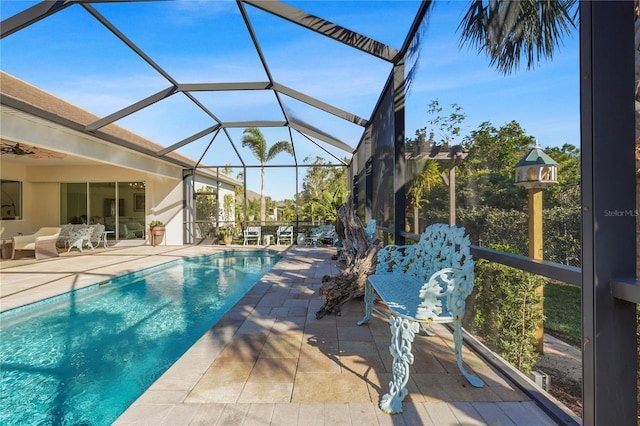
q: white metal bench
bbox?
[307,225,337,246]
[357,223,483,414]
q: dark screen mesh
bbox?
[370,81,395,229]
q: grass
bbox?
[544,281,581,346]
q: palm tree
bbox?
[241,128,293,224]
[406,159,441,232]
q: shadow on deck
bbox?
[116,246,579,425]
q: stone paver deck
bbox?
[1,244,564,425]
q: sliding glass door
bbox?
[60,182,145,241]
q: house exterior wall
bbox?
[1,162,185,245]
[1,97,240,247]
[0,105,188,245]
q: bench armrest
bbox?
[416,268,455,320]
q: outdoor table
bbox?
[97,231,114,248]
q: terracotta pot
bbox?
[222,235,233,245]
[150,226,165,246]
[150,226,165,235]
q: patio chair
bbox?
[365,219,376,242]
[276,226,294,245]
[89,224,105,247]
[12,227,61,260]
[243,226,261,245]
[66,226,95,253]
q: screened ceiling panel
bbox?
[91,1,270,84]
[280,94,365,148]
[0,0,414,172]
[289,131,350,166]
[191,90,284,123]
[246,3,394,120]
[172,131,231,166]
[114,92,215,148]
[282,1,419,48]
[0,4,169,117]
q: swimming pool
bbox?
[0,251,280,426]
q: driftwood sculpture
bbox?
[316,198,380,319]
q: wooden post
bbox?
[449,166,456,226]
[528,188,544,354]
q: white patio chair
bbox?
[243,226,261,245]
[66,226,95,253]
[276,226,294,245]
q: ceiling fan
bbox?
[0,143,66,159]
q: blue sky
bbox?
[0,1,579,200]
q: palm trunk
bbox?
[260,166,266,225]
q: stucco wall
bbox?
[1,162,185,245]
[1,105,239,246]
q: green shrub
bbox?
[464,247,545,373]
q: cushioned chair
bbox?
[12,227,61,260]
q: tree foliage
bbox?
[459,120,534,210]
[458,0,577,75]
[465,249,545,373]
[298,156,348,224]
[195,185,217,221]
[414,117,581,264]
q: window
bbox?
[1,180,22,220]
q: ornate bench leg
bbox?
[380,315,419,414]
[357,280,374,325]
[453,320,484,387]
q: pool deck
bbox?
[0,243,573,425]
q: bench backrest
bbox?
[375,223,474,318]
[311,225,336,238]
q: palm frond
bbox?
[266,140,294,162]
[458,0,576,75]
[241,127,267,163]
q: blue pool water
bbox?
[0,251,280,426]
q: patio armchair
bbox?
[12,227,61,260]
[243,226,261,245]
[89,224,105,247]
[276,226,294,245]
[66,226,95,253]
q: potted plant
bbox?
[218,224,235,245]
[149,220,165,246]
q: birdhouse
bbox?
[514,147,558,189]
